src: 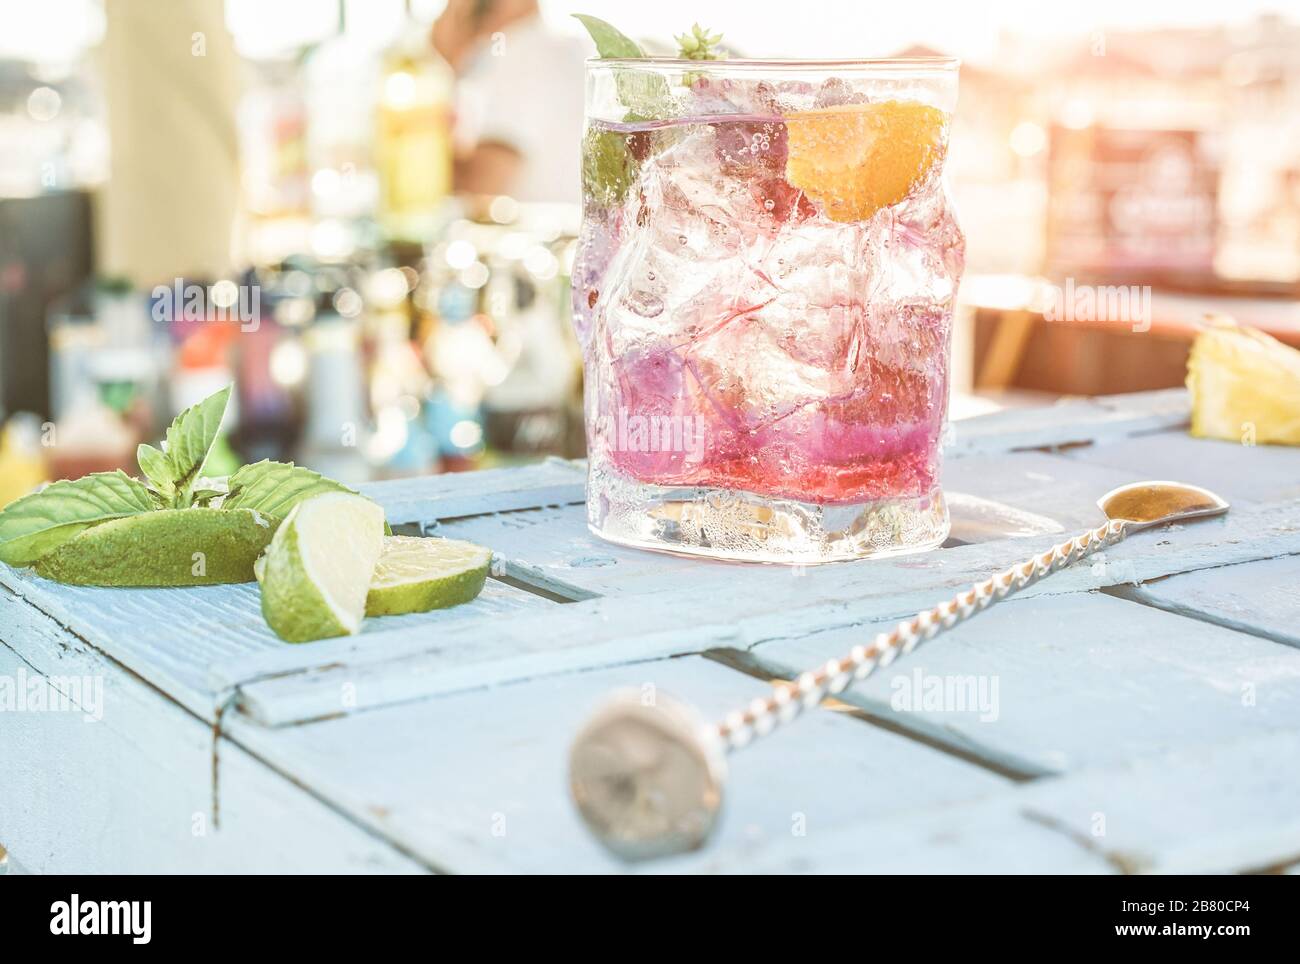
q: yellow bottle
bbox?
[375,7,454,242]
[0,416,48,509]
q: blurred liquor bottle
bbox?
[241,58,311,221]
[299,287,369,484]
[0,414,46,508]
[302,5,380,226]
[375,1,455,243]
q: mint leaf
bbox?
[0,470,156,566]
[575,13,677,204]
[619,74,672,119]
[223,461,391,534]
[582,127,635,205]
[191,488,225,507]
[163,385,231,508]
[574,13,670,121]
[573,14,644,58]
[136,442,176,500]
[222,460,363,519]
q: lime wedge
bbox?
[257,493,385,643]
[366,535,492,617]
[32,508,275,586]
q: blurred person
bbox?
[432,0,585,202]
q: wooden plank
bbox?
[683,792,1114,874]
[223,655,1009,874]
[15,582,1295,874]
[231,637,1300,873]
[0,597,426,873]
[943,451,1141,531]
[1012,729,1300,874]
[1114,555,1300,649]
[226,601,741,726]
[0,563,553,720]
[223,497,1300,725]
[948,388,1188,457]
[359,457,585,527]
[740,591,1300,777]
[437,503,741,601]
[1060,431,1300,506]
[718,729,1300,874]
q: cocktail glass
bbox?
[573,58,963,563]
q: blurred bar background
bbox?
[1,0,1297,503]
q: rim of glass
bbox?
[587,56,960,72]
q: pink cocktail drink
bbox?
[574,59,963,562]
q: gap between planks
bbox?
[703,647,1049,782]
[1099,552,1300,650]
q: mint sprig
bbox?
[134,386,231,508]
[0,384,386,576]
[161,385,230,508]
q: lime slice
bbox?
[366,535,492,617]
[257,493,385,643]
[32,508,275,586]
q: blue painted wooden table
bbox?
[4,388,1300,874]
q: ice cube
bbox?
[580,107,964,503]
[597,125,779,360]
[813,77,869,108]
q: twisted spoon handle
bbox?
[714,518,1129,751]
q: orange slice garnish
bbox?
[784,100,947,222]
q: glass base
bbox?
[586,463,950,565]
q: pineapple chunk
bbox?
[1187,319,1300,445]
